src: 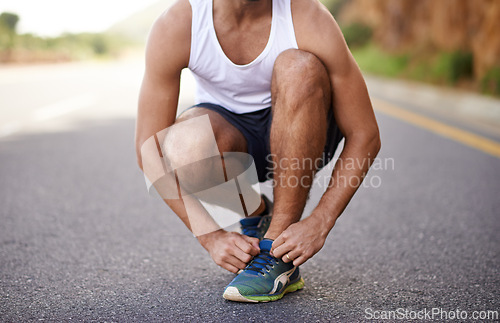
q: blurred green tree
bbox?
[0,12,20,49]
[0,12,19,33]
[342,23,373,49]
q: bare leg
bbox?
[161,107,248,229]
[264,49,331,240]
[160,107,266,228]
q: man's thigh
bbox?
[177,106,248,154]
[186,104,276,183]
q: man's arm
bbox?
[135,0,260,273]
[135,1,191,167]
[271,1,381,266]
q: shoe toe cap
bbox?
[223,287,258,303]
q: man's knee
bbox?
[162,115,220,170]
[161,119,227,194]
[272,49,331,108]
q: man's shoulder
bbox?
[291,0,333,23]
[146,0,192,72]
[154,0,192,33]
[291,0,343,52]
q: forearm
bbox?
[312,133,381,233]
[268,133,380,266]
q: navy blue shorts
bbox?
[189,103,344,182]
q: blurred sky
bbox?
[0,0,160,36]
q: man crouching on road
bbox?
[135,0,380,302]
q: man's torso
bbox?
[213,0,272,66]
[188,0,298,113]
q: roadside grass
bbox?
[481,67,500,96]
[0,32,135,63]
[351,44,409,78]
[351,44,499,97]
[337,14,498,97]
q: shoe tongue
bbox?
[259,239,273,252]
[244,239,274,276]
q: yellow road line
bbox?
[372,98,500,159]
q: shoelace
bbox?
[245,249,279,275]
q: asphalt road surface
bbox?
[0,58,499,322]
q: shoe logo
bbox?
[270,267,295,294]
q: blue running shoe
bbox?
[239,195,273,240]
[223,239,304,303]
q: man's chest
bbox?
[214,20,272,66]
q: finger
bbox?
[234,237,258,260]
[272,242,293,259]
[222,263,240,274]
[234,236,253,254]
[231,244,254,265]
[240,235,260,255]
[282,253,292,264]
[282,249,301,263]
[226,254,248,270]
[292,255,308,267]
[271,235,286,255]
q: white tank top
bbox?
[188,0,298,114]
